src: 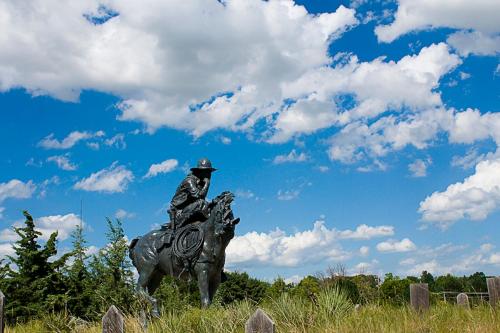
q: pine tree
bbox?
[65,222,95,319]
[89,218,136,313]
[3,211,70,322]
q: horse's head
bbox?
[211,191,240,238]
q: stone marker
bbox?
[0,290,4,333]
[245,308,275,333]
[457,293,469,309]
[487,277,500,307]
[410,283,429,311]
[102,305,124,333]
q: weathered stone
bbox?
[0,290,5,333]
[457,293,469,309]
[245,308,275,333]
[487,277,500,307]
[102,305,124,333]
[354,304,361,312]
[410,283,429,311]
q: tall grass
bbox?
[6,291,500,332]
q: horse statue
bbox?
[129,191,239,315]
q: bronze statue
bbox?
[167,158,216,231]
[129,159,240,315]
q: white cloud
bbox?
[449,31,500,57]
[144,159,178,178]
[104,134,126,149]
[115,209,135,220]
[273,149,308,164]
[38,130,104,149]
[451,148,487,170]
[353,259,379,274]
[459,71,471,80]
[359,246,370,256]
[419,157,500,228]
[47,154,77,171]
[35,213,83,241]
[226,220,349,268]
[376,238,416,253]
[0,207,4,219]
[0,1,357,137]
[317,166,330,173]
[74,162,134,193]
[226,220,395,268]
[272,43,460,143]
[328,108,453,164]
[375,0,500,43]
[338,224,394,240]
[0,179,36,203]
[0,243,14,260]
[284,275,303,284]
[277,189,300,201]
[408,158,431,177]
[0,213,82,243]
[480,243,495,253]
[220,136,232,145]
[235,189,255,199]
[447,109,500,145]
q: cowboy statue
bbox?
[165,157,216,231]
[130,158,240,313]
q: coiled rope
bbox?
[172,224,204,278]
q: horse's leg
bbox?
[208,275,221,303]
[146,270,164,317]
[196,264,210,308]
[136,266,158,314]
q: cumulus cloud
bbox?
[376,238,416,253]
[226,220,395,268]
[0,213,82,260]
[447,28,500,57]
[1,213,82,243]
[226,220,348,268]
[338,224,394,240]
[401,243,500,276]
[47,154,77,171]
[115,209,136,220]
[0,179,36,203]
[419,158,500,228]
[375,0,500,43]
[0,1,357,137]
[273,149,308,164]
[0,243,15,260]
[74,162,134,193]
[144,159,178,178]
[359,246,370,256]
[408,158,431,177]
[38,130,104,149]
[271,43,460,143]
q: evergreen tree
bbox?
[65,222,95,319]
[2,211,70,322]
[89,218,136,313]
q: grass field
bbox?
[6,288,500,332]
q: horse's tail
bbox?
[129,237,140,266]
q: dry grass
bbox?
[6,291,500,333]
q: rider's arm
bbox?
[186,177,209,199]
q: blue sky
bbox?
[0,0,499,282]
